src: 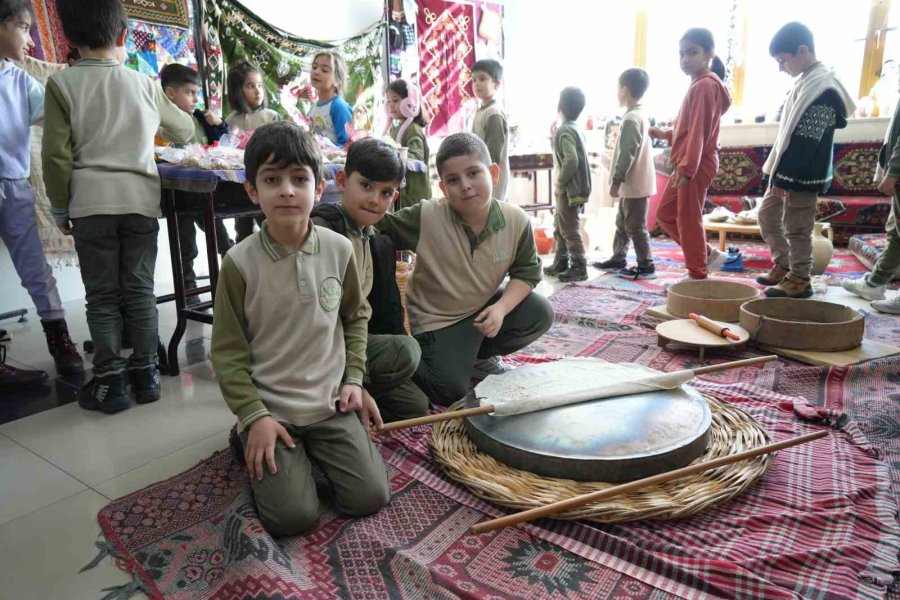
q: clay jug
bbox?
[810,222,834,275]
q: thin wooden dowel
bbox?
[377,404,496,432]
[470,429,827,535]
[691,354,777,376]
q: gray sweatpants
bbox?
[757,189,817,279]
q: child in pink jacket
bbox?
[650,27,732,281]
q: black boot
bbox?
[41,319,85,376]
[543,254,569,277]
[0,345,48,391]
[558,258,588,282]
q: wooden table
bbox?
[703,221,762,250]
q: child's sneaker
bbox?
[872,295,900,314]
[706,248,728,272]
[617,265,657,280]
[591,258,626,272]
[543,254,569,277]
[471,356,513,380]
[841,276,886,301]
[558,258,588,282]
[79,372,131,414]
[764,273,813,299]
[129,365,161,404]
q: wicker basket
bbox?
[430,394,773,522]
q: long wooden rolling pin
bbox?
[377,355,778,433]
[469,429,827,534]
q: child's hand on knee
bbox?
[358,389,384,434]
[474,304,506,338]
[339,383,363,414]
[245,416,295,481]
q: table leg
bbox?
[202,192,219,296]
[547,170,554,214]
[719,231,727,251]
[164,189,186,375]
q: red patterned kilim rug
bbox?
[95,277,900,599]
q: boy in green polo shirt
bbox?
[211,122,389,536]
[377,132,555,406]
[312,138,429,422]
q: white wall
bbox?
[238,0,384,41]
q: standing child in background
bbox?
[0,0,84,387]
[309,51,353,147]
[225,60,280,242]
[842,97,900,313]
[386,79,432,208]
[757,22,855,299]
[593,68,657,280]
[211,122,389,536]
[544,86,591,282]
[44,0,194,413]
[159,63,234,302]
[471,59,510,202]
[649,28,731,282]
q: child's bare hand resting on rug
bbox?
[245,416,297,481]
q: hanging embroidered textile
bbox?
[417,0,476,136]
[202,0,384,129]
[121,0,191,29]
[27,0,68,63]
[125,21,198,80]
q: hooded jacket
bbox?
[670,72,732,180]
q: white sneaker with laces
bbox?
[706,248,727,272]
[471,356,513,380]
[871,295,900,315]
[841,276,886,301]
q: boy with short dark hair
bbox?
[311,138,429,422]
[211,122,390,536]
[592,68,657,280]
[377,132,554,406]
[0,0,84,385]
[757,22,855,298]
[158,63,234,301]
[44,0,194,413]
[544,86,592,282]
[471,59,510,202]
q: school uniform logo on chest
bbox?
[319,277,342,311]
[493,249,512,263]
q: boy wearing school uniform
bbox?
[212,122,389,536]
[377,133,554,406]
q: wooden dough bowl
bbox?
[667,280,759,322]
[740,298,864,351]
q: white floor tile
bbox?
[0,489,138,600]
[0,374,233,487]
[0,434,87,525]
[94,430,229,500]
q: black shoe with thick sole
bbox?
[79,373,131,414]
[129,365,161,404]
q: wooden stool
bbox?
[656,319,750,360]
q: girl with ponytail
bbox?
[649,27,731,280]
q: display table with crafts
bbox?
[156,157,426,374]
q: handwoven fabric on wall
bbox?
[122,0,190,28]
[27,0,67,63]
[417,0,476,136]
[202,0,384,128]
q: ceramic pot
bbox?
[810,222,834,275]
